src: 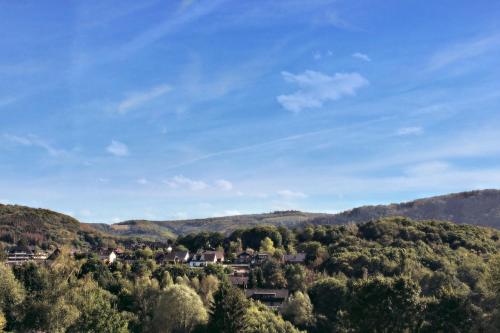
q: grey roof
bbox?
[245,289,289,299]
[284,253,306,262]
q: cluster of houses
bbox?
[4,245,55,264]
[4,244,306,309]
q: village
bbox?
[3,242,307,310]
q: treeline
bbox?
[2,217,500,332]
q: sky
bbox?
[1,0,500,223]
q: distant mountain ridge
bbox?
[2,189,500,246]
[93,189,500,239]
[310,189,500,227]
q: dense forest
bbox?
[2,217,500,332]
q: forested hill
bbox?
[2,189,500,245]
[96,211,330,239]
[97,189,500,238]
[0,204,111,249]
[310,189,500,228]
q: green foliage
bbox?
[0,263,25,330]
[208,282,249,333]
[240,303,302,333]
[67,277,130,333]
[260,237,276,253]
[347,277,424,332]
[0,310,5,332]
[151,284,208,333]
[0,203,110,249]
[282,291,315,329]
[2,216,500,332]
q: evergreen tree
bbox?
[208,281,248,333]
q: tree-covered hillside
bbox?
[88,189,500,240]
[0,204,114,250]
[3,217,500,332]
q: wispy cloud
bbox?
[164,175,208,191]
[352,52,371,62]
[214,179,233,191]
[3,134,66,157]
[277,189,307,199]
[117,84,171,113]
[324,11,354,30]
[429,33,500,71]
[397,126,423,136]
[277,70,369,112]
[106,140,129,156]
[118,0,226,56]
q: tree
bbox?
[262,259,287,288]
[199,275,219,306]
[422,292,477,333]
[260,237,276,254]
[308,277,349,331]
[240,303,302,333]
[486,253,500,294]
[0,311,6,332]
[285,264,307,292]
[348,277,424,333]
[119,276,160,332]
[67,277,130,333]
[160,271,174,289]
[152,284,208,333]
[208,282,248,333]
[282,291,315,329]
[0,263,25,330]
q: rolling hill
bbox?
[91,189,500,240]
[3,189,500,246]
[309,189,500,227]
[0,204,113,249]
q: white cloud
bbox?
[429,34,500,71]
[277,189,308,199]
[352,52,371,62]
[397,126,423,136]
[3,133,65,156]
[117,84,171,113]
[164,175,208,191]
[106,140,129,156]
[214,179,233,191]
[324,11,352,30]
[277,70,369,112]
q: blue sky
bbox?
[1,0,500,223]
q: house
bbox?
[254,252,271,264]
[283,253,306,264]
[157,251,190,264]
[245,289,289,309]
[230,276,249,288]
[235,249,255,264]
[6,246,49,265]
[114,247,126,258]
[98,249,117,264]
[189,250,224,267]
[228,264,250,276]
